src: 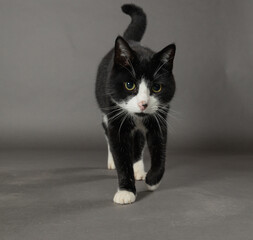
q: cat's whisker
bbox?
[106,109,123,117]
[168,108,182,116]
[156,112,175,133]
[156,114,169,133]
[108,110,126,123]
[103,110,119,114]
[101,105,122,114]
[155,106,181,120]
[108,109,124,119]
[157,108,178,121]
[168,108,178,113]
[150,106,176,132]
[100,105,120,111]
[167,113,180,121]
[155,112,166,126]
[118,113,129,140]
[153,114,162,136]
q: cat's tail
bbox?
[121,4,147,42]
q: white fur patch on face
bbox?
[118,78,159,115]
[113,190,136,204]
[137,80,149,104]
[148,95,159,112]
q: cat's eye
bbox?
[124,81,136,91]
[152,83,162,93]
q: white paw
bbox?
[133,160,146,181]
[113,190,136,205]
[146,182,160,191]
[134,170,146,181]
[107,158,116,170]
[107,147,115,170]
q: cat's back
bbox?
[95,49,114,110]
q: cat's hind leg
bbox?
[106,137,115,170]
[102,115,115,170]
[133,130,146,180]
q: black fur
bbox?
[122,4,147,42]
[95,4,176,200]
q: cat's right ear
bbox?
[152,43,176,72]
[114,36,134,67]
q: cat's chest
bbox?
[132,117,147,135]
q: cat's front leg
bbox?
[133,130,146,181]
[145,128,167,191]
[108,127,136,204]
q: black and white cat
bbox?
[95,4,176,204]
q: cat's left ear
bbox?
[153,44,176,71]
[114,36,135,67]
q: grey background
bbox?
[0,0,253,152]
[1,1,253,240]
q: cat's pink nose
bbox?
[138,101,148,111]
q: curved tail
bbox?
[121,4,147,42]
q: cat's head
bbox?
[109,36,176,116]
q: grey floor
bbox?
[0,150,253,240]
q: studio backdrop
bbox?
[0,0,252,152]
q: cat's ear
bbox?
[153,44,176,71]
[114,36,134,67]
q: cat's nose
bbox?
[138,101,148,111]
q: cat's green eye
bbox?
[124,81,136,91]
[152,83,162,93]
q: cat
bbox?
[95,4,176,204]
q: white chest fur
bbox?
[133,117,147,135]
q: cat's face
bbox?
[109,37,176,116]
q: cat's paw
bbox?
[134,170,146,181]
[107,157,116,170]
[107,160,116,170]
[113,190,136,205]
[133,160,146,181]
[145,168,164,191]
[146,182,160,191]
